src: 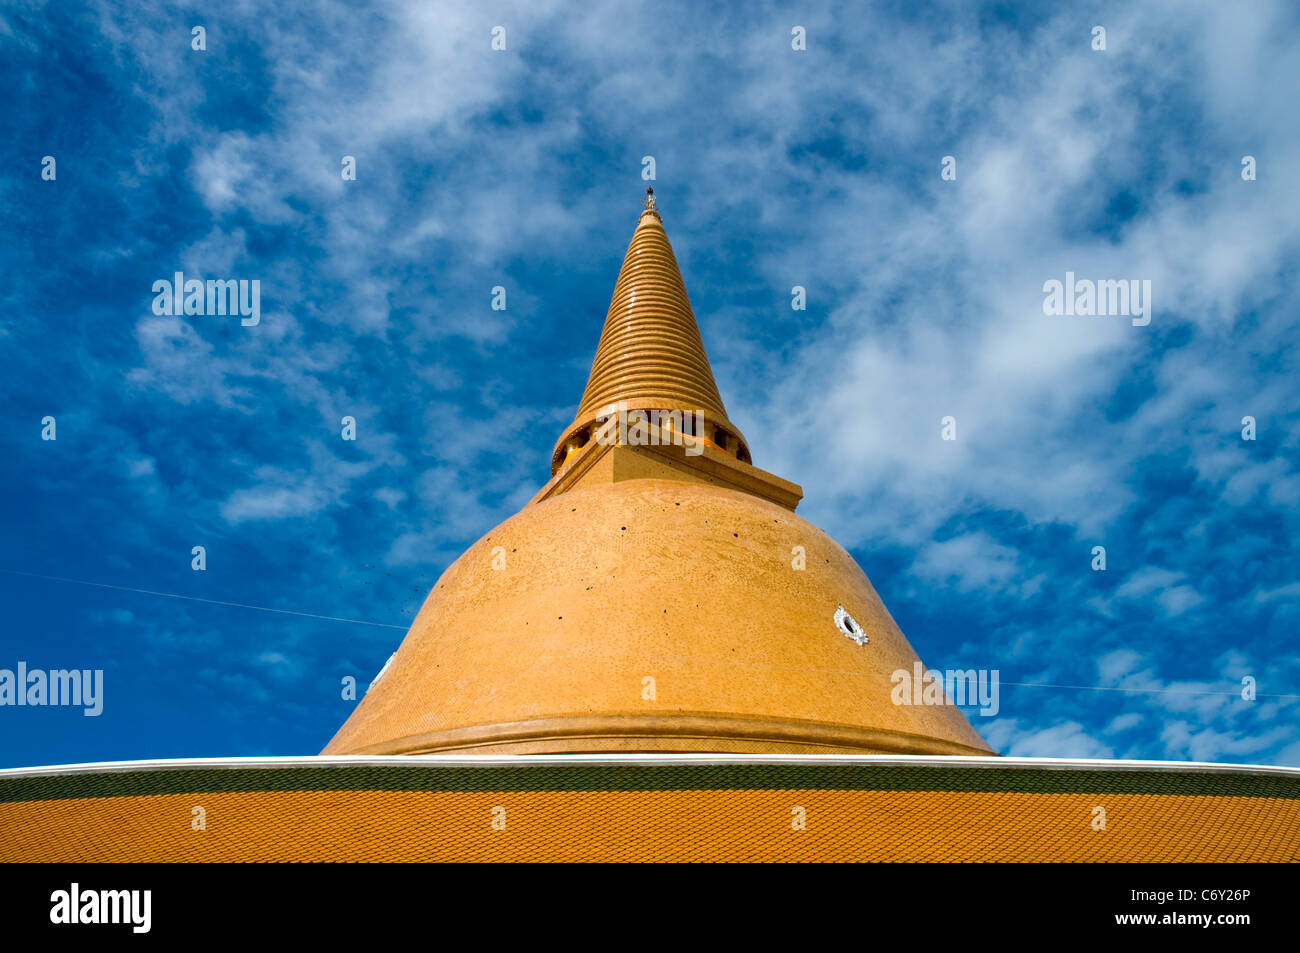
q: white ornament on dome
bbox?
[835,606,868,646]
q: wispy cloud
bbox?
[1,0,1296,767]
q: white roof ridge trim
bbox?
[1,753,1299,780]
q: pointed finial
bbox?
[640,186,661,221]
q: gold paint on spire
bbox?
[550,192,748,473]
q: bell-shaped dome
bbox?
[324,478,993,755]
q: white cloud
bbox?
[1105,712,1143,734]
[985,719,1115,759]
[910,532,1023,594]
[222,482,335,523]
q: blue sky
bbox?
[1,0,1297,768]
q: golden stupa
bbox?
[324,190,993,758]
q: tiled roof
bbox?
[3,755,1297,862]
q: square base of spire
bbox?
[531,431,802,511]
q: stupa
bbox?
[323,189,993,758]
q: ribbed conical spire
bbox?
[551,191,749,473]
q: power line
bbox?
[999,679,1298,701]
[0,568,408,631]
